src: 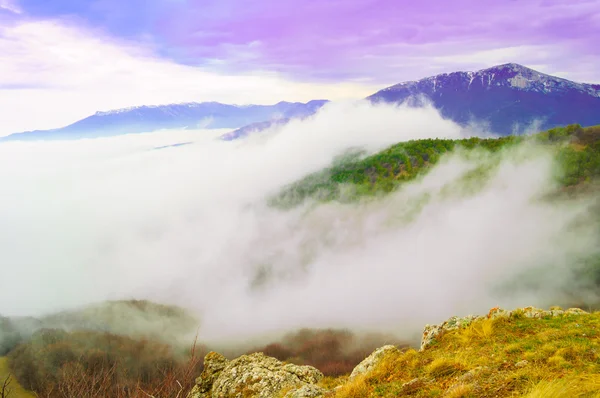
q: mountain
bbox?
[1,100,329,141]
[220,118,291,141]
[368,63,600,135]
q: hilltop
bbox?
[185,306,600,397]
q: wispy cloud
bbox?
[0,20,378,135]
[0,0,21,14]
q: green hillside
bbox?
[271,124,600,207]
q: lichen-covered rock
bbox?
[400,378,434,394]
[457,366,489,383]
[199,352,229,391]
[420,306,589,351]
[283,384,327,398]
[421,315,483,351]
[515,360,529,368]
[188,351,324,398]
[349,345,400,380]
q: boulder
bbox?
[421,315,483,351]
[188,351,325,398]
[348,345,400,380]
[189,352,229,397]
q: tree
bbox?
[1,375,12,398]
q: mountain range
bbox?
[2,63,600,141]
[1,100,328,141]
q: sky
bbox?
[0,0,599,134]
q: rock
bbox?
[196,352,229,394]
[349,345,400,380]
[457,366,488,383]
[188,351,324,398]
[399,378,433,393]
[515,360,529,368]
[566,308,588,315]
[421,315,483,351]
[284,384,327,398]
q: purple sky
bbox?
[0,0,599,133]
[163,0,600,81]
[3,0,600,83]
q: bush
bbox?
[8,328,206,397]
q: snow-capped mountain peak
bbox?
[382,63,600,97]
[368,63,600,135]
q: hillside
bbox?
[0,300,200,357]
[272,124,600,207]
[368,63,600,135]
[0,357,34,398]
[331,307,600,398]
[185,307,600,398]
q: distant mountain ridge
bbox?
[368,63,600,135]
[1,100,329,141]
[3,63,600,141]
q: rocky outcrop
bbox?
[348,345,400,380]
[187,351,326,398]
[420,306,589,351]
[191,352,229,396]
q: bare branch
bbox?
[1,375,13,398]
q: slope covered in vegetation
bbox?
[272,124,600,206]
[333,307,600,398]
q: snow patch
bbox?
[508,75,531,89]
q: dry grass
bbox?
[332,310,600,397]
[523,377,600,398]
[0,357,34,398]
[6,330,204,398]
[332,374,370,398]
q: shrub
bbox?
[8,328,205,397]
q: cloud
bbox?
[0,19,378,136]
[0,101,597,347]
[0,0,20,14]
[159,0,600,84]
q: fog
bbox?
[0,101,598,347]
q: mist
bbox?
[0,100,597,348]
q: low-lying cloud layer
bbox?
[0,101,597,346]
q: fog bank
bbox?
[0,101,597,346]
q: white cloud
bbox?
[0,0,21,13]
[0,20,379,136]
[0,101,597,346]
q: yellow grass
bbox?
[0,357,35,398]
[333,310,600,398]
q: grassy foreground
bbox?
[0,357,35,398]
[330,309,600,398]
